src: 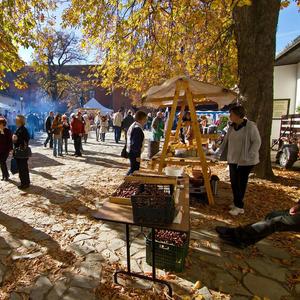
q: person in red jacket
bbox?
[0,117,13,181]
[70,112,85,157]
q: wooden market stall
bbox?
[142,76,237,205]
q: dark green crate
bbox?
[146,232,189,273]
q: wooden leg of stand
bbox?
[185,86,214,205]
[158,88,180,173]
[174,104,185,141]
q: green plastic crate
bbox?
[146,232,189,273]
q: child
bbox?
[100,115,109,142]
[126,111,147,175]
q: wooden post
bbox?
[174,104,186,141]
[185,85,214,205]
[158,84,181,173]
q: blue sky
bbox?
[277,1,300,53]
[19,2,300,63]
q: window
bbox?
[89,90,95,99]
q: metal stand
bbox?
[113,225,173,297]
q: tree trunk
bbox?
[232,0,281,179]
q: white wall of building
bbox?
[272,63,299,142]
[296,62,300,111]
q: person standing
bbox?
[26,112,37,139]
[13,115,31,189]
[146,113,153,131]
[0,117,13,181]
[71,112,85,157]
[83,114,91,144]
[151,111,164,142]
[44,111,54,148]
[52,114,63,157]
[126,111,147,175]
[113,109,123,143]
[100,115,109,142]
[62,115,70,155]
[122,110,134,144]
[94,111,101,141]
[217,105,261,216]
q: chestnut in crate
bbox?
[131,184,175,225]
[146,229,189,272]
[112,182,140,198]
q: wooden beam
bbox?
[158,83,181,173]
[174,104,186,141]
[185,85,214,205]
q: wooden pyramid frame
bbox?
[157,80,214,205]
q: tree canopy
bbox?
[63,0,239,97]
[61,0,299,98]
[0,0,53,89]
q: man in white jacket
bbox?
[217,105,261,216]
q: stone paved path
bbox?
[0,131,299,299]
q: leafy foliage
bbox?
[62,0,299,98]
[63,0,242,97]
[0,0,53,89]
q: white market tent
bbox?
[0,103,11,110]
[83,98,113,114]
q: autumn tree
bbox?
[32,28,86,103]
[62,0,299,179]
[63,0,238,93]
[232,0,299,178]
[0,0,52,89]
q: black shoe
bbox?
[218,234,247,249]
[216,227,247,249]
[215,226,235,238]
[18,184,30,190]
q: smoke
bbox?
[24,88,68,114]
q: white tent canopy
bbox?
[143,76,237,108]
[0,103,11,110]
[83,98,113,114]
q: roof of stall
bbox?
[142,76,237,108]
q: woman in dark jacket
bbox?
[13,115,30,189]
[0,117,13,181]
[62,114,70,155]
